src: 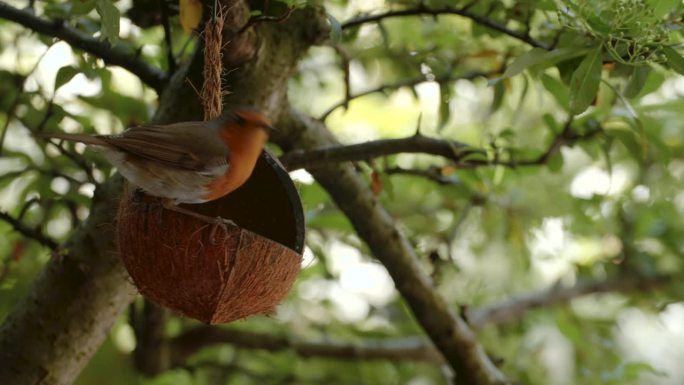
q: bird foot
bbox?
[208,217,238,245]
[160,199,238,244]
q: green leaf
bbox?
[490,81,505,114]
[555,312,583,344]
[379,172,394,200]
[649,0,680,19]
[540,73,569,110]
[547,151,564,173]
[490,47,589,85]
[619,362,662,381]
[326,13,342,45]
[606,127,643,160]
[54,66,79,91]
[95,0,120,43]
[624,65,651,99]
[569,47,603,114]
[71,0,96,15]
[438,82,451,130]
[663,47,684,75]
[542,113,559,134]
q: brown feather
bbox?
[32,132,110,147]
[103,123,230,173]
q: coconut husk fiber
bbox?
[117,152,305,324]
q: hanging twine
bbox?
[201,8,224,121]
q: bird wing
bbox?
[98,123,229,174]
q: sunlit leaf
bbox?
[54,66,79,91]
[649,0,680,19]
[179,0,203,34]
[95,0,120,42]
[490,47,589,85]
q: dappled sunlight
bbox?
[616,305,684,384]
[570,165,631,199]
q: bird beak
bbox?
[263,124,276,134]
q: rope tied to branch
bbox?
[201,5,224,120]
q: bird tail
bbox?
[32,132,108,147]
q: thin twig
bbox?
[161,1,176,73]
[237,6,294,34]
[385,166,457,185]
[341,5,550,50]
[0,46,51,156]
[32,101,99,185]
[467,274,672,329]
[332,45,352,113]
[320,70,491,120]
[170,327,444,367]
[0,211,59,250]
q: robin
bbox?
[34,108,273,227]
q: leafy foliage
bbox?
[1,1,683,385]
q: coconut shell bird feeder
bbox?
[117,150,305,324]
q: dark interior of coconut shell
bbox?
[181,150,305,254]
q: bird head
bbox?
[216,108,273,135]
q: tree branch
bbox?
[467,274,672,329]
[280,134,482,171]
[274,109,509,385]
[319,70,491,120]
[341,5,549,50]
[170,327,444,366]
[0,2,168,93]
[385,166,458,185]
[0,211,59,250]
[168,274,672,372]
[280,117,602,172]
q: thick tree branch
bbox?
[274,109,509,385]
[280,134,481,170]
[0,2,167,92]
[342,5,549,50]
[319,70,491,120]
[467,274,672,329]
[280,117,602,172]
[170,327,444,366]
